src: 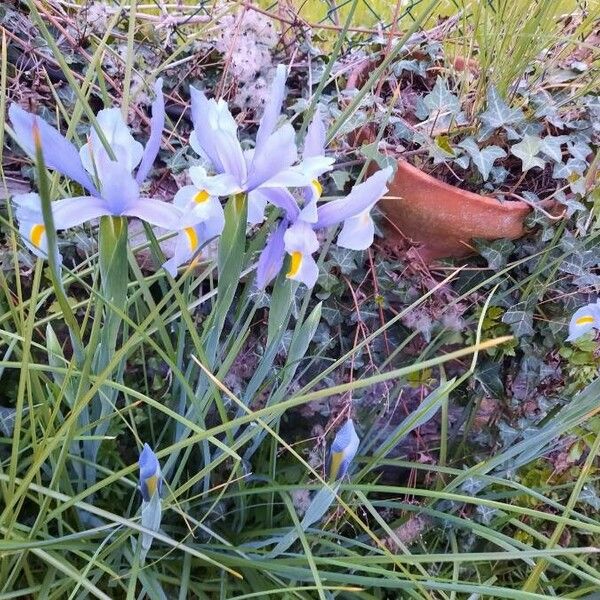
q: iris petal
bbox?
[13,193,62,263]
[189,87,242,176]
[80,108,143,177]
[298,196,318,224]
[283,221,319,288]
[96,158,140,213]
[283,220,319,255]
[139,443,161,502]
[246,124,298,191]
[315,167,392,229]
[174,186,224,226]
[136,78,165,184]
[255,64,286,152]
[122,197,182,230]
[18,218,48,259]
[189,169,241,199]
[249,188,300,223]
[139,443,159,480]
[337,210,376,250]
[52,196,111,229]
[256,220,287,289]
[213,129,247,186]
[304,109,326,158]
[9,104,97,195]
[328,419,360,480]
[162,209,224,276]
[567,303,600,342]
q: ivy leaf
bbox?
[579,485,600,510]
[475,238,515,270]
[479,86,524,131]
[330,170,351,191]
[502,301,535,337]
[414,98,429,121]
[568,174,586,196]
[394,120,414,142]
[360,142,397,171]
[428,135,456,165]
[394,59,428,78]
[474,360,505,398]
[436,135,455,155]
[455,154,470,169]
[503,126,521,141]
[489,165,509,184]
[531,90,566,128]
[458,137,506,181]
[552,157,587,179]
[555,190,585,217]
[539,135,567,162]
[511,135,546,171]
[329,246,359,275]
[320,306,343,326]
[350,305,379,324]
[423,76,460,117]
[520,122,544,136]
[569,140,592,161]
[559,250,600,279]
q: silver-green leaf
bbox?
[511,135,546,171]
[479,86,524,130]
[423,76,460,117]
[458,137,507,181]
[539,135,567,162]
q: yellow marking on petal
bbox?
[286,251,302,278]
[145,474,158,497]
[193,189,210,204]
[576,315,595,326]
[30,224,45,248]
[329,451,344,480]
[312,179,322,198]
[184,227,199,251]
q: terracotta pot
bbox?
[376,159,541,262]
[344,57,559,262]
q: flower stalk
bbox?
[32,120,84,362]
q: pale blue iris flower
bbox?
[162,177,225,276]
[9,79,183,255]
[567,302,600,342]
[138,443,163,562]
[9,79,211,272]
[314,167,393,251]
[253,417,361,559]
[139,443,162,501]
[188,65,333,224]
[12,192,59,262]
[299,108,330,222]
[328,419,360,481]
[256,167,392,289]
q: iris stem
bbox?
[33,122,85,362]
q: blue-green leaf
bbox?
[423,76,460,117]
[458,137,506,181]
[502,301,535,337]
[479,86,524,131]
[539,135,567,162]
[511,135,546,171]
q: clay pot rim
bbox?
[389,157,530,211]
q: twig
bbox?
[504,192,565,221]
